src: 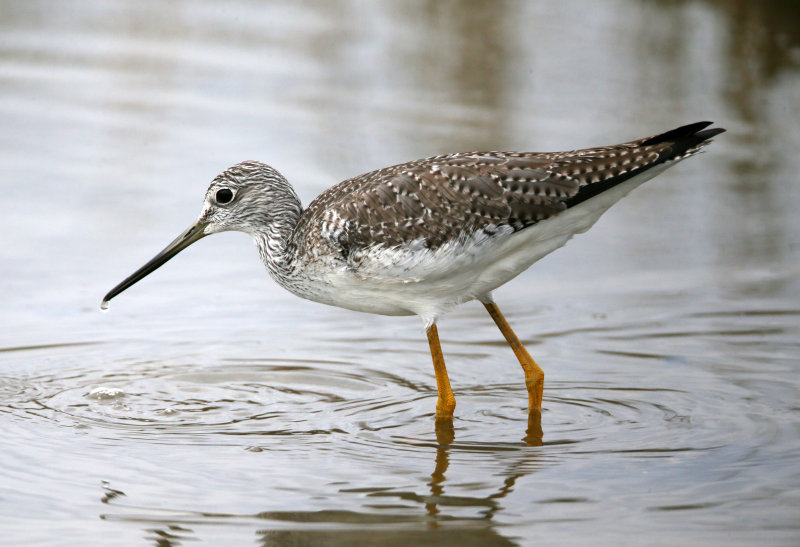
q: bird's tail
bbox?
[637,120,726,161]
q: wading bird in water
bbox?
[103,121,724,422]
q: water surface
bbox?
[1,1,799,544]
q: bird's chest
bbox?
[278,244,419,316]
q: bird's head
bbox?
[199,160,297,236]
[101,161,299,308]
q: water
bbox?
[2,1,800,544]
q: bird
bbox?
[102,121,724,421]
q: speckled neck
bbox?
[250,188,303,289]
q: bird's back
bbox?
[294,122,723,269]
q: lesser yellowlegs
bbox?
[103,121,724,420]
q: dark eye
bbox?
[216,188,234,204]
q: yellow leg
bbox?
[483,301,544,410]
[427,323,456,419]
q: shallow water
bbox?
[2,1,800,545]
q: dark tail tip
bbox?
[693,127,726,141]
[640,121,724,146]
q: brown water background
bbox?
[1,1,799,544]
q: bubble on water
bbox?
[86,386,125,400]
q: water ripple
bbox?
[2,299,798,545]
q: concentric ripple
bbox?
[2,302,798,545]
[0,335,771,460]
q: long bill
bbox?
[101,221,208,309]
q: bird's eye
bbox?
[216,188,234,204]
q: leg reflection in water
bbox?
[424,409,543,525]
[525,408,543,447]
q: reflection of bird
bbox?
[103,121,724,421]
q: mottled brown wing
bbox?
[298,122,724,257]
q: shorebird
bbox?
[103,121,724,420]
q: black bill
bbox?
[101,221,208,308]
